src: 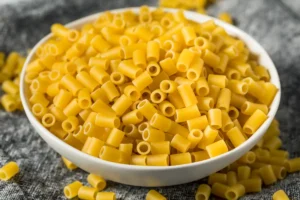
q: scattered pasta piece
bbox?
[62,157,78,170]
[146,190,167,200]
[64,181,83,199]
[273,190,290,200]
[218,12,233,24]
[0,161,19,181]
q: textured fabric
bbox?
[1,0,300,199]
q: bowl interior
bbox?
[19,7,281,175]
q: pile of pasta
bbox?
[0,52,25,112]
[24,7,278,167]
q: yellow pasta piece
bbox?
[211,183,229,199]
[259,165,277,185]
[191,151,209,162]
[198,126,218,149]
[273,190,290,200]
[96,192,116,200]
[187,116,208,131]
[226,127,246,148]
[87,174,106,191]
[177,49,195,72]
[171,134,191,153]
[0,161,19,181]
[239,178,262,193]
[64,181,83,199]
[243,109,267,135]
[195,184,211,200]
[146,190,167,200]
[206,140,228,158]
[208,173,227,185]
[78,186,97,200]
[142,128,165,142]
[170,152,192,166]
[225,184,245,200]
[285,158,300,173]
[130,155,147,166]
[175,105,201,123]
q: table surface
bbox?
[1,0,300,199]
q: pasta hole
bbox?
[165,106,174,115]
[68,30,79,41]
[161,19,170,27]
[243,78,251,84]
[45,116,54,124]
[195,38,205,47]
[31,80,39,90]
[138,142,150,154]
[164,41,172,50]
[280,168,287,179]
[120,37,129,46]
[0,171,6,180]
[230,73,239,80]
[129,90,139,100]
[197,87,209,96]
[161,82,170,92]
[228,109,237,118]
[196,194,206,200]
[137,100,147,109]
[226,191,237,199]
[96,181,106,190]
[84,123,91,134]
[153,92,162,102]
[114,19,124,28]
[187,71,197,80]
[244,127,252,135]
[73,126,82,136]
[177,64,187,72]
[112,73,121,81]
[136,111,143,120]
[138,123,148,133]
[148,65,159,75]
[64,188,71,198]
[192,130,202,138]
[241,84,249,93]
[223,123,233,132]
[247,152,256,163]
[50,70,60,81]
[48,45,58,55]
[141,91,150,100]
[124,124,134,134]
[140,14,150,23]
[79,99,91,109]
[142,129,150,141]
[165,51,174,59]
[63,122,73,132]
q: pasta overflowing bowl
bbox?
[20,7,280,187]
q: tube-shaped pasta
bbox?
[138,122,149,134]
[171,134,191,153]
[119,143,133,156]
[272,165,287,180]
[195,184,211,200]
[99,146,127,164]
[187,129,203,149]
[176,49,195,72]
[149,71,170,91]
[150,89,167,104]
[112,94,132,116]
[216,88,231,111]
[122,110,144,125]
[241,101,269,115]
[191,151,209,162]
[206,140,228,158]
[221,111,234,132]
[230,93,247,109]
[259,165,277,185]
[272,190,290,200]
[227,80,249,95]
[150,141,170,155]
[195,77,209,96]
[225,184,245,200]
[63,99,82,117]
[226,126,246,148]
[41,113,56,128]
[146,62,161,77]
[208,173,227,185]
[203,49,220,68]
[208,108,222,129]
[124,85,141,101]
[177,83,198,107]
[2,80,19,95]
[150,113,172,133]
[133,49,146,68]
[260,82,278,106]
[175,105,201,123]
[137,100,158,120]
[211,183,229,199]
[132,71,153,91]
[227,171,237,186]
[243,109,267,135]
[89,57,109,70]
[142,128,165,142]
[237,166,251,181]
[60,74,84,95]
[187,116,208,131]
[197,97,214,111]
[238,151,256,164]
[136,141,151,155]
[130,155,147,166]
[89,66,110,85]
[78,186,97,200]
[159,57,177,76]
[146,190,167,200]
[208,74,228,88]
[101,81,120,102]
[32,103,48,118]
[53,89,72,109]
[285,158,300,173]
[0,161,19,181]
[263,136,282,150]
[239,178,262,193]
[181,26,196,46]
[123,124,141,139]
[91,35,111,53]
[168,90,185,109]
[62,116,79,133]
[158,101,175,117]
[198,126,218,149]
[147,154,169,166]
[187,57,203,81]
[160,80,177,93]
[170,152,192,166]
[95,112,120,128]
[118,60,143,79]
[147,41,160,62]
[78,89,92,109]
[87,174,106,191]
[96,192,116,200]
[270,150,289,158]
[64,181,82,199]
[228,106,239,120]
[106,128,125,147]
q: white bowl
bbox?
[20,7,281,187]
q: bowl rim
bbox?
[20,7,281,171]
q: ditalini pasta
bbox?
[25,7,277,169]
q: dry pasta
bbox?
[23,8,277,169]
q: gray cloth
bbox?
[0,0,300,199]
